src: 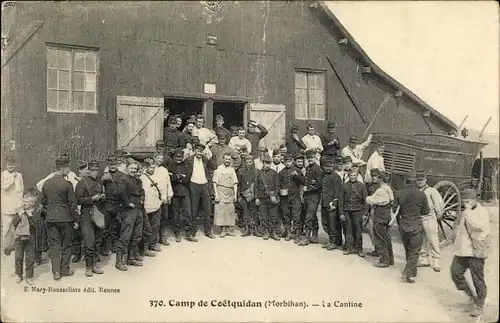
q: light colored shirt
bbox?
[271,163,285,174]
[421,185,445,218]
[365,150,385,183]
[454,203,490,258]
[301,134,323,153]
[191,157,208,184]
[154,166,174,200]
[213,164,238,196]
[193,127,217,147]
[1,170,24,215]
[341,135,372,165]
[141,167,171,213]
[366,184,394,206]
[228,137,252,154]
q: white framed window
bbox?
[47,45,98,113]
[294,70,325,120]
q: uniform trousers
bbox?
[344,210,364,251]
[189,183,212,236]
[159,204,169,242]
[303,193,320,232]
[373,221,394,265]
[71,227,83,257]
[420,215,441,262]
[451,256,487,307]
[101,206,120,254]
[257,198,279,233]
[171,196,191,236]
[239,198,257,227]
[146,208,161,248]
[399,224,424,279]
[280,196,301,232]
[14,236,35,278]
[80,213,103,268]
[46,221,73,275]
[115,208,143,261]
[321,207,342,244]
[139,210,152,252]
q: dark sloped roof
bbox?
[317,2,458,131]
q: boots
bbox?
[254,228,263,237]
[241,225,251,237]
[143,248,156,257]
[310,230,318,244]
[263,230,270,240]
[226,227,235,236]
[220,227,227,238]
[280,228,287,238]
[432,258,441,272]
[115,253,128,271]
[470,305,484,318]
[294,231,302,244]
[284,229,292,241]
[271,231,281,241]
[92,265,104,274]
[298,230,310,246]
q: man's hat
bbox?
[168,116,177,124]
[144,158,155,166]
[324,159,335,167]
[416,170,426,180]
[215,114,224,121]
[230,125,238,132]
[172,149,184,158]
[335,156,344,164]
[343,156,352,163]
[294,153,305,161]
[380,170,390,181]
[404,171,417,181]
[194,142,205,150]
[327,120,337,129]
[55,156,70,168]
[77,160,88,170]
[305,149,316,158]
[155,140,165,148]
[283,154,293,162]
[272,148,281,156]
[241,153,252,161]
[376,141,385,148]
[196,114,204,119]
[261,154,272,163]
[106,155,118,165]
[307,123,314,129]
[88,160,100,170]
[291,124,299,132]
[370,168,381,176]
[352,161,363,167]
[186,116,196,124]
[349,135,358,143]
[461,189,477,200]
[248,120,257,125]
[4,155,15,164]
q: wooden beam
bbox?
[361,66,372,74]
[394,90,403,97]
[362,93,391,140]
[1,21,44,68]
[479,116,492,140]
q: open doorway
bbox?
[164,98,205,131]
[213,101,246,130]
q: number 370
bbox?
[150,300,164,307]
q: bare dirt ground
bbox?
[1,207,498,323]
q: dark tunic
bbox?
[392,187,430,232]
[320,133,341,157]
[321,172,343,212]
[342,181,368,214]
[237,167,256,194]
[169,162,192,197]
[278,165,305,200]
[75,176,104,215]
[285,135,307,156]
[304,163,323,193]
[102,170,128,212]
[254,168,279,199]
[39,175,79,223]
[214,126,231,142]
[116,174,144,210]
[164,128,184,153]
[246,124,268,158]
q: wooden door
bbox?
[249,103,286,151]
[116,96,164,152]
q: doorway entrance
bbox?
[212,101,246,130]
[164,98,205,131]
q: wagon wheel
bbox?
[433,181,461,245]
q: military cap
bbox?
[88,160,100,170]
[307,123,314,129]
[335,156,344,164]
[195,114,204,119]
[172,149,184,158]
[186,116,196,124]
[241,153,252,161]
[283,154,293,162]
[370,168,381,176]
[416,170,426,180]
[155,140,165,147]
[248,120,257,125]
[216,131,227,139]
[376,141,385,148]
[404,171,417,181]
[349,135,358,143]
[77,160,88,170]
[106,155,118,165]
[291,124,299,132]
[352,161,363,167]
[55,156,70,168]
[461,189,477,200]
[229,125,238,131]
[261,154,272,163]
[305,150,316,158]
[294,153,305,160]
[4,155,15,164]
[272,148,281,156]
[380,170,390,181]
[342,156,352,163]
[215,114,224,121]
[324,159,335,167]
[168,116,177,124]
[144,158,155,166]
[115,150,126,157]
[194,142,205,150]
[327,120,337,129]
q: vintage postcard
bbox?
[1,1,499,322]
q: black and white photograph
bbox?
[1,1,499,322]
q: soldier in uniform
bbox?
[392,172,430,283]
[320,158,344,250]
[320,120,341,165]
[71,160,89,264]
[169,149,193,242]
[75,160,106,277]
[294,153,307,244]
[39,156,80,280]
[285,124,307,157]
[164,116,184,154]
[237,154,258,237]
[278,153,306,241]
[214,114,231,140]
[298,150,323,246]
[254,154,280,240]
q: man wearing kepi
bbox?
[392,172,430,283]
[341,134,373,165]
[75,160,106,277]
[320,120,341,165]
[39,155,80,280]
[285,124,307,156]
[320,158,343,250]
[254,154,280,241]
[169,149,193,242]
[449,189,490,318]
[237,154,258,237]
[415,170,444,272]
[366,169,394,267]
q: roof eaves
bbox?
[317,2,458,131]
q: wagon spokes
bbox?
[433,180,462,245]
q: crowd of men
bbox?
[1,114,491,318]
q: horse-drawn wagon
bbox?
[367,132,488,243]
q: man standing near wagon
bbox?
[341,134,373,165]
[416,170,444,272]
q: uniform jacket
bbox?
[116,174,144,209]
[341,180,368,214]
[246,124,268,158]
[102,170,128,210]
[212,144,241,168]
[285,135,307,156]
[214,126,231,141]
[392,187,430,232]
[304,163,323,194]
[320,133,341,157]
[39,174,80,223]
[237,166,257,195]
[75,176,104,215]
[169,161,192,197]
[278,165,305,200]
[254,168,279,199]
[321,171,343,211]
[164,128,184,152]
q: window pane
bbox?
[85,73,96,91]
[74,52,85,71]
[308,89,317,104]
[314,104,325,120]
[317,74,325,90]
[58,70,69,90]
[84,92,96,111]
[73,72,85,90]
[85,52,96,71]
[295,103,308,119]
[316,90,325,104]
[309,103,317,119]
[47,90,58,110]
[58,50,70,69]
[295,72,307,89]
[307,74,317,89]
[58,90,70,111]
[74,91,84,110]
[47,48,58,68]
[295,88,307,104]
[47,69,58,89]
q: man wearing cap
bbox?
[365,141,386,185]
[75,160,106,277]
[301,124,323,166]
[320,120,341,164]
[229,127,252,155]
[229,126,239,138]
[415,170,444,272]
[214,114,231,141]
[164,116,185,154]
[39,156,80,280]
[169,149,193,242]
[254,154,280,240]
[342,157,363,183]
[212,131,240,168]
[175,115,183,131]
[181,116,196,147]
[186,142,216,239]
[366,169,395,267]
[299,150,323,246]
[246,120,268,160]
[278,153,305,241]
[36,155,80,192]
[192,115,217,148]
[285,124,307,156]
[271,149,285,174]
[1,155,24,245]
[320,158,344,250]
[448,189,490,318]
[341,134,373,165]
[237,154,258,237]
[392,172,430,283]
